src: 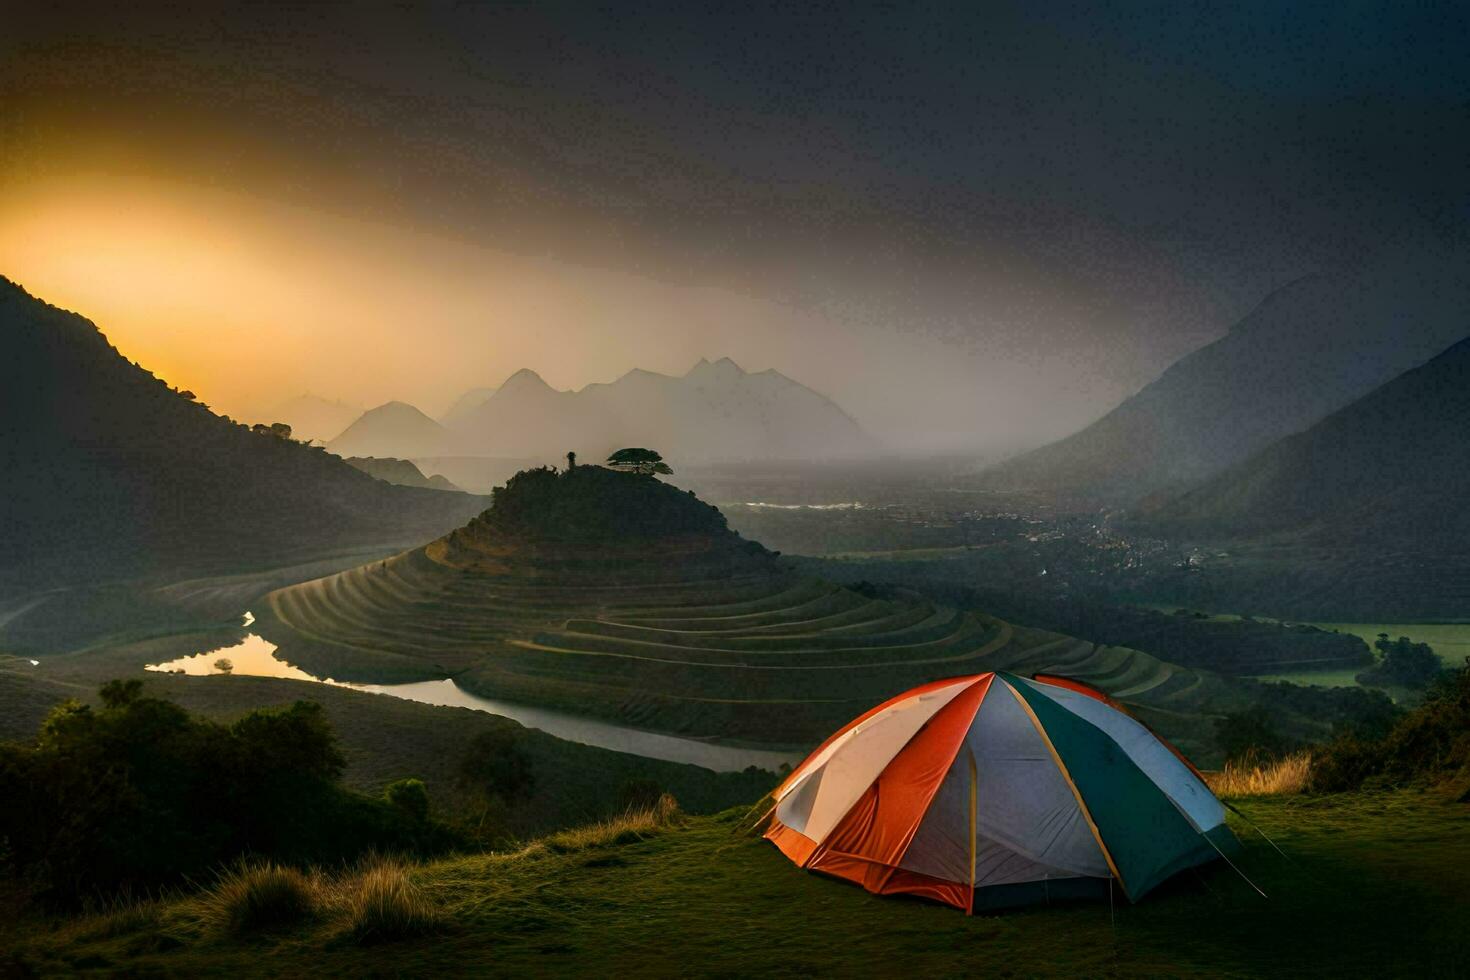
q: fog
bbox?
[4,2,1465,454]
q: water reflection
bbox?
[147,613,797,773]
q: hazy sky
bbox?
[3,2,1466,451]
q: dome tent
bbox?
[763,672,1235,912]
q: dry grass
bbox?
[192,861,320,938]
[1204,752,1313,797]
[542,793,683,854]
[72,895,167,943]
[336,857,443,945]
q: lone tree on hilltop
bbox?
[606,447,672,476]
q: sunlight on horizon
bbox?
[0,174,848,425]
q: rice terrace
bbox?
[3,4,1469,977]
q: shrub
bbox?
[457,727,535,805]
[342,860,442,945]
[385,779,431,822]
[0,682,459,905]
[1310,662,1470,793]
[197,861,318,937]
[1357,634,1444,689]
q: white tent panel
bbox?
[897,683,1110,883]
[775,677,976,842]
[1016,677,1226,832]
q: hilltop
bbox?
[1136,336,1470,619]
[982,251,1470,505]
[0,277,485,588]
[259,465,1313,762]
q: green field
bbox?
[1139,606,1470,686]
[6,792,1466,977]
[1247,666,1365,688]
[1314,623,1470,670]
[1247,622,1470,693]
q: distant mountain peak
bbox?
[366,400,432,417]
[327,400,448,458]
[502,367,552,390]
[686,356,746,380]
[365,356,872,462]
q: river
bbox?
[146,613,801,773]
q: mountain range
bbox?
[325,358,873,463]
[0,277,485,588]
[982,251,1470,505]
[1147,336,1470,545]
[1136,335,1470,618]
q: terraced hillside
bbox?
[259,466,1254,756]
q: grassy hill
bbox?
[256,466,1308,763]
[0,277,486,589]
[6,792,1466,977]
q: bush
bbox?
[1311,662,1470,793]
[0,682,459,905]
[385,779,431,822]
[197,862,318,937]
[457,727,535,805]
[1357,634,1444,689]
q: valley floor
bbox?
[6,791,1467,978]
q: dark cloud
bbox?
[4,1,1466,450]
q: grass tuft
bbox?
[195,861,319,938]
[73,895,166,943]
[1205,752,1313,797]
[339,858,443,945]
[543,794,683,854]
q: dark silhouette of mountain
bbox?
[258,394,361,444]
[344,456,461,491]
[983,253,1470,505]
[1147,337,1470,544]
[0,277,485,588]
[327,401,451,459]
[1137,337,1470,619]
[450,358,874,461]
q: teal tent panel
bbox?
[1004,674,1215,900]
